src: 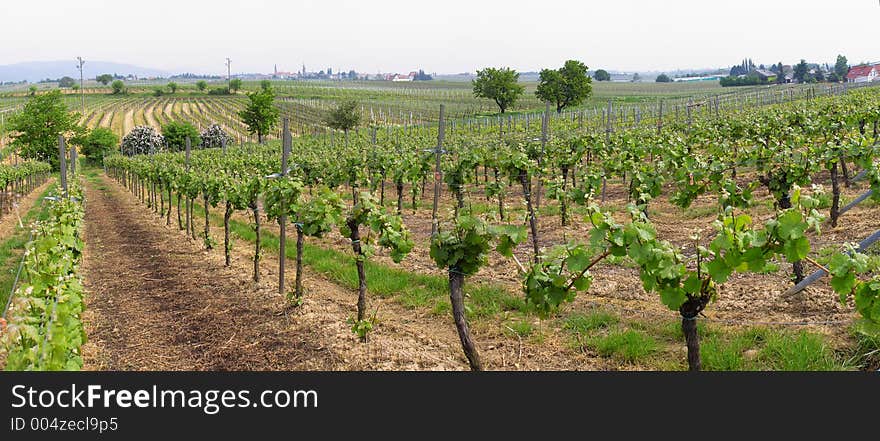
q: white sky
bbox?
[3,0,878,75]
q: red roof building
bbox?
[846,64,880,83]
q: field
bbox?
[2,78,880,372]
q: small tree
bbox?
[121,126,164,156]
[229,78,243,94]
[835,55,849,81]
[260,79,272,91]
[81,127,118,164]
[167,82,178,94]
[472,67,525,114]
[793,60,810,83]
[111,80,125,95]
[8,90,83,169]
[238,88,279,143]
[196,80,207,92]
[593,69,611,81]
[162,121,201,152]
[325,100,361,134]
[153,87,164,97]
[27,86,37,96]
[58,76,76,88]
[535,60,592,113]
[631,72,641,82]
[96,74,114,85]
[655,73,672,83]
[200,124,232,148]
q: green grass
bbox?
[564,310,619,333]
[561,308,847,370]
[0,183,54,310]
[504,320,534,338]
[587,329,658,363]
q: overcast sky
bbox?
[3,0,878,75]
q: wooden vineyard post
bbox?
[657,100,663,134]
[70,145,77,177]
[278,118,291,296]
[185,137,191,236]
[58,135,68,198]
[536,101,550,210]
[431,105,445,237]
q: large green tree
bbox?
[238,88,279,143]
[96,74,114,85]
[535,60,592,113]
[593,69,611,81]
[835,55,849,80]
[111,80,125,94]
[8,90,83,169]
[472,67,525,114]
[196,80,208,92]
[229,78,243,94]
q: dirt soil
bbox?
[81,173,594,370]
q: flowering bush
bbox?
[121,126,165,156]
[200,124,233,149]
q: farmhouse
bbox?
[752,69,777,82]
[846,64,880,83]
[386,72,417,82]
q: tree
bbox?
[58,76,76,88]
[325,100,361,134]
[121,126,164,156]
[655,73,672,83]
[793,59,809,83]
[96,74,114,85]
[81,127,118,164]
[8,90,83,169]
[593,69,611,81]
[835,55,849,81]
[229,78,243,94]
[28,86,37,96]
[238,87,279,143]
[111,80,125,95]
[196,80,208,92]
[153,87,164,97]
[200,124,232,148]
[472,67,525,114]
[631,72,641,82]
[162,121,201,152]
[259,79,272,91]
[535,60,593,113]
[167,82,178,94]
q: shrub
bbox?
[81,127,118,164]
[208,87,230,95]
[200,124,232,149]
[162,121,200,152]
[121,126,164,156]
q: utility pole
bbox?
[225,58,232,82]
[76,57,85,114]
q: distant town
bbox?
[2,56,879,88]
